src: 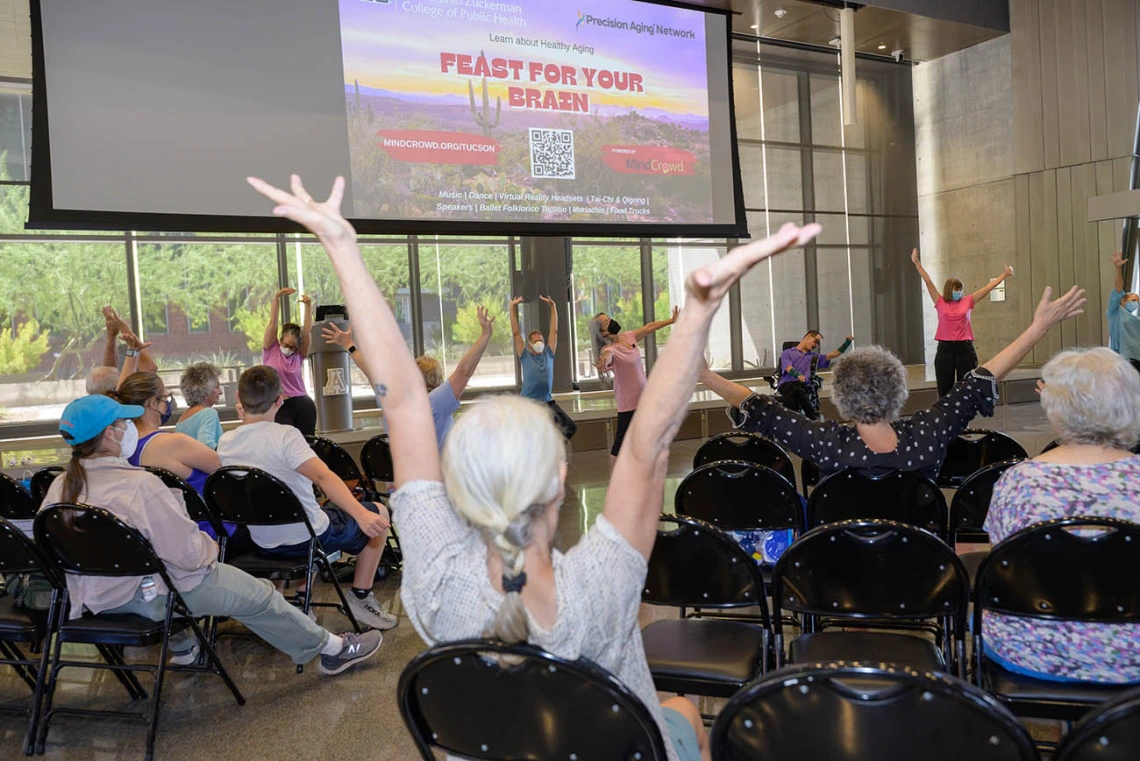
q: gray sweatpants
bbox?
[103,563,329,664]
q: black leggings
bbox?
[776,382,819,419]
[275,395,317,437]
[934,340,978,397]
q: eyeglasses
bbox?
[157,394,174,406]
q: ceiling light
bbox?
[774,8,787,18]
[750,24,759,29]
[828,36,841,47]
[877,43,887,50]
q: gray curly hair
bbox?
[179,362,221,407]
[831,346,909,424]
[1041,347,1140,451]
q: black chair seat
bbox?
[790,631,944,671]
[0,596,47,641]
[59,613,191,646]
[224,548,340,579]
[642,618,767,695]
[982,659,1131,717]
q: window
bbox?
[652,241,733,370]
[0,86,32,182]
[417,238,515,389]
[570,243,644,381]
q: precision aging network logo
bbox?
[576,10,585,29]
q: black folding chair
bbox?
[692,433,797,486]
[1052,685,1140,761]
[33,504,244,761]
[398,639,669,761]
[974,517,1140,723]
[305,435,378,500]
[771,519,970,676]
[800,457,821,495]
[360,434,394,487]
[710,661,1038,761]
[641,515,772,700]
[948,459,1020,585]
[808,469,949,541]
[0,518,62,755]
[0,473,36,521]
[29,468,63,506]
[203,466,361,667]
[937,429,1028,488]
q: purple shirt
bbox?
[263,341,307,398]
[777,347,830,388]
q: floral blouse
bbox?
[728,370,999,480]
[982,457,1140,683]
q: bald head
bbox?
[85,366,120,396]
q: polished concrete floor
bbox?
[0,399,1056,760]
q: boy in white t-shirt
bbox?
[217,366,396,630]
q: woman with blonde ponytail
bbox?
[249,171,824,761]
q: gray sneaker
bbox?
[319,631,383,676]
[346,591,398,631]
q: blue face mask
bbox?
[951,290,964,302]
[1126,301,1139,314]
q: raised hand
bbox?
[509,296,524,308]
[299,294,313,308]
[247,174,357,246]
[321,323,354,349]
[118,331,152,352]
[102,305,121,334]
[275,287,296,299]
[1003,265,1014,278]
[477,305,495,334]
[1031,286,1087,331]
[686,223,821,305]
[668,305,680,323]
[538,294,555,306]
[1035,379,1046,396]
[1111,251,1126,268]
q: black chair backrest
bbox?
[692,433,797,484]
[772,519,970,623]
[948,459,1020,543]
[203,466,310,527]
[644,514,771,622]
[801,457,821,492]
[143,466,226,537]
[360,434,394,485]
[34,503,166,579]
[398,639,668,761]
[974,517,1140,625]
[937,429,1028,488]
[0,472,36,520]
[30,466,65,504]
[305,435,364,484]
[0,517,57,580]
[781,340,797,351]
[711,662,1037,761]
[1052,685,1140,761]
[674,461,802,534]
[1039,438,1060,455]
[807,469,949,539]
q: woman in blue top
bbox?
[1107,250,1140,374]
[175,362,224,448]
[509,294,577,439]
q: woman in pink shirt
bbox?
[912,248,1013,396]
[590,307,678,463]
[262,286,317,435]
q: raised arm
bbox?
[299,294,314,356]
[101,306,121,368]
[632,305,679,342]
[248,174,440,486]
[824,336,854,362]
[448,305,494,398]
[540,294,558,355]
[699,367,754,408]
[978,286,1086,380]
[263,287,294,351]
[911,248,940,305]
[607,223,821,559]
[972,265,1014,303]
[1112,251,1126,293]
[508,296,525,356]
[116,331,152,390]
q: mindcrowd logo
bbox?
[576,10,585,29]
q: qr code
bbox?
[529,128,575,179]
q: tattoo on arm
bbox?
[374,383,388,400]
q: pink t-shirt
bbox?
[934,294,975,341]
[608,332,647,413]
[263,342,307,398]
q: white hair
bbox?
[1041,347,1140,451]
[831,346,910,424]
[441,395,566,643]
[85,366,120,396]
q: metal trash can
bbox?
[310,319,354,433]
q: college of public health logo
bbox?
[323,368,349,397]
[576,10,585,29]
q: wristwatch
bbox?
[348,345,357,355]
[125,348,140,357]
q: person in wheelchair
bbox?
[771,331,852,420]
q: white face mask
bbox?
[280,346,295,358]
[531,341,545,355]
[118,420,139,460]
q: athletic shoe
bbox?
[169,642,200,666]
[319,631,383,676]
[346,591,398,631]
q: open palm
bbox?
[248,174,356,245]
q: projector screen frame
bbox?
[26,0,747,238]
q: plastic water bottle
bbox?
[762,529,793,564]
[140,576,157,602]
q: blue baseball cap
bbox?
[58,394,145,445]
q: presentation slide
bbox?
[341,0,721,225]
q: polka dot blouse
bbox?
[728,370,999,480]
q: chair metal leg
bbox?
[95,644,147,701]
[0,641,37,690]
[319,550,363,635]
[181,603,244,706]
[35,621,66,755]
[143,600,178,761]
[23,602,57,758]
